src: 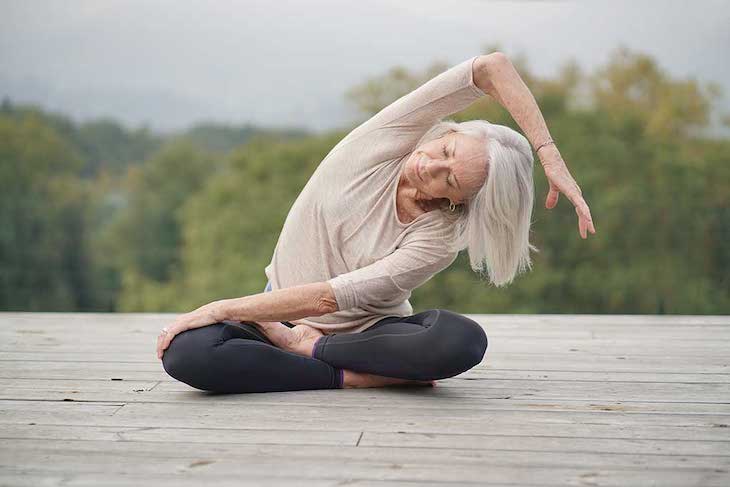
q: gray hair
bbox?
[415,119,537,287]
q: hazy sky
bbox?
[2,0,728,132]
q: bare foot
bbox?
[289,324,324,357]
[252,321,295,350]
[253,321,324,358]
[342,369,436,389]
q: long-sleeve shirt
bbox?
[264,55,485,334]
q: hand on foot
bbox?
[289,323,325,358]
[253,321,324,358]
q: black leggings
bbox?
[162,288,488,393]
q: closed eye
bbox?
[443,145,453,186]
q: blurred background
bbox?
[1,0,728,314]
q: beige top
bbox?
[265,55,485,334]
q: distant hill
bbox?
[0,97,311,178]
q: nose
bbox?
[424,158,449,178]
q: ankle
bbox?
[341,369,436,389]
[341,369,367,388]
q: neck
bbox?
[396,170,444,221]
[396,170,425,222]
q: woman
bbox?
[157,52,595,393]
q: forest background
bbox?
[2,47,728,314]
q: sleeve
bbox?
[326,240,459,311]
[334,56,486,154]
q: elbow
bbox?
[483,51,510,67]
[475,51,512,95]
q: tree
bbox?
[0,113,94,310]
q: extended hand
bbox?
[542,158,596,239]
[156,301,223,359]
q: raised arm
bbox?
[473,52,596,239]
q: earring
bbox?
[449,201,456,212]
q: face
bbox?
[403,131,488,205]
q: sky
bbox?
[2,0,729,133]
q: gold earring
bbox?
[449,201,456,212]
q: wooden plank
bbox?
[358,431,730,456]
[2,402,729,442]
[1,361,729,384]
[1,423,727,457]
[0,474,560,487]
[3,399,727,432]
[5,321,730,337]
[0,473,338,487]
[0,423,358,446]
[2,439,729,476]
[4,340,729,357]
[1,352,728,376]
[2,468,726,487]
[1,390,729,415]
[10,375,730,397]
[1,391,729,416]
[1,377,729,407]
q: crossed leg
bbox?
[313,309,488,381]
[162,310,488,393]
[162,320,342,393]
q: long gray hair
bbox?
[416,119,537,287]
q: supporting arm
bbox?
[215,281,339,323]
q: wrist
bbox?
[534,139,554,153]
[537,143,561,166]
[211,299,231,322]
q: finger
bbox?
[581,206,596,235]
[577,202,596,233]
[575,206,588,239]
[158,330,170,358]
[162,333,172,353]
[158,328,170,355]
[570,196,594,225]
[545,188,559,209]
[157,335,163,359]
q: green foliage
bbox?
[0,99,163,177]
[115,132,345,311]
[1,48,728,314]
[0,112,93,310]
[179,122,309,154]
[75,119,162,177]
[96,140,222,310]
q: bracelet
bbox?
[535,139,555,153]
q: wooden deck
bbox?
[0,312,728,486]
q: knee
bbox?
[161,328,218,390]
[433,310,488,373]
